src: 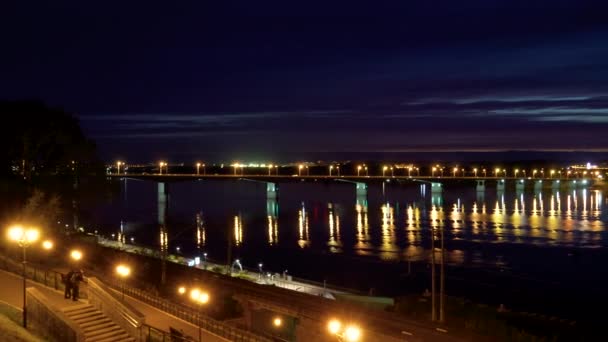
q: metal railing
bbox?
[88,277,146,340]
[102,277,271,342]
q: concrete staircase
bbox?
[63,304,136,342]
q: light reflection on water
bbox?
[101,181,607,270]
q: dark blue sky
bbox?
[2,1,608,162]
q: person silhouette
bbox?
[64,270,74,299]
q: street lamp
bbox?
[482,168,487,177]
[329,165,333,176]
[533,169,538,178]
[494,168,500,177]
[408,167,412,177]
[473,168,478,177]
[115,264,131,301]
[452,167,457,177]
[116,161,124,174]
[258,263,263,280]
[42,240,53,250]
[298,165,304,176]
[357,165,362,176]
[196,162,201,175]
[550,170,555,178]
[382,166,388,177]
[432,167,436,177]
[178,286,210,342]
[328,319,361,342]
[514,169,519,178]
[7,225,40,328]
[159,162,167,175]
[70,249,82,262]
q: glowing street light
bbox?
[298,164,304,176]
[328,319,361,342]
[533,169,538,178]
[473,168,478,177]
[273,316,282,327]
[514,169,519,178]
[115,264,131,301]
[382,166,388,177]
[494,168,500,177]
[159,161,167,175]
[7,225,41,328]
[70,249,82,262]
[42,240,53,250]
[178,286,210,342]
[357,165,362,176]
[482,168,487,177]
[408,167,413,177]
[452,167,458,177]
[196,162,201,175]
[432,167,436,177]
[550,170,555,178]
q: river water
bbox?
[88,179,608,317]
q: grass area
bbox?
[0,301,44,342]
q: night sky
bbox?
[2,1,608,162]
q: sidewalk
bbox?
[0,269,228,342]
[100,237,348,298]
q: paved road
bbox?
[0,270,228,342]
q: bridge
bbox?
[109,173,594,198]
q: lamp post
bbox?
[432,167,436,177]
[382,166,388,177]
[357,165,362,176]
[327,319,361,342]
[115,264,131,302]
[514,169,519,178]
[178,287,209,342]
[452,167,457,177]
[258,263,263,280]
[116,161,124,174]
[473,168,478,177]
[196,163,201,175]
[8,225,40,328]
[159,162,166,175]
[329,165,333,176]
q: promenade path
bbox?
[0,269,228,342]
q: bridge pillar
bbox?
[431,193,443,206]
[158,182,169,225]
[355,182,367,197]
[476,180,485,192]
[534,180,543,192]
[515,179,525,192]
[431,182,442,193]
[158,182,169,286]
[496,179,505,192]
[267,182,278,199]
[552,180,561,190]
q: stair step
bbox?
[85,325,122,339]
[82,321,115,333]
[74,313,105,324]
[69,309,101,320]
[64,304,94,314]
[88,331,130,342]
[81,318,112,329]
